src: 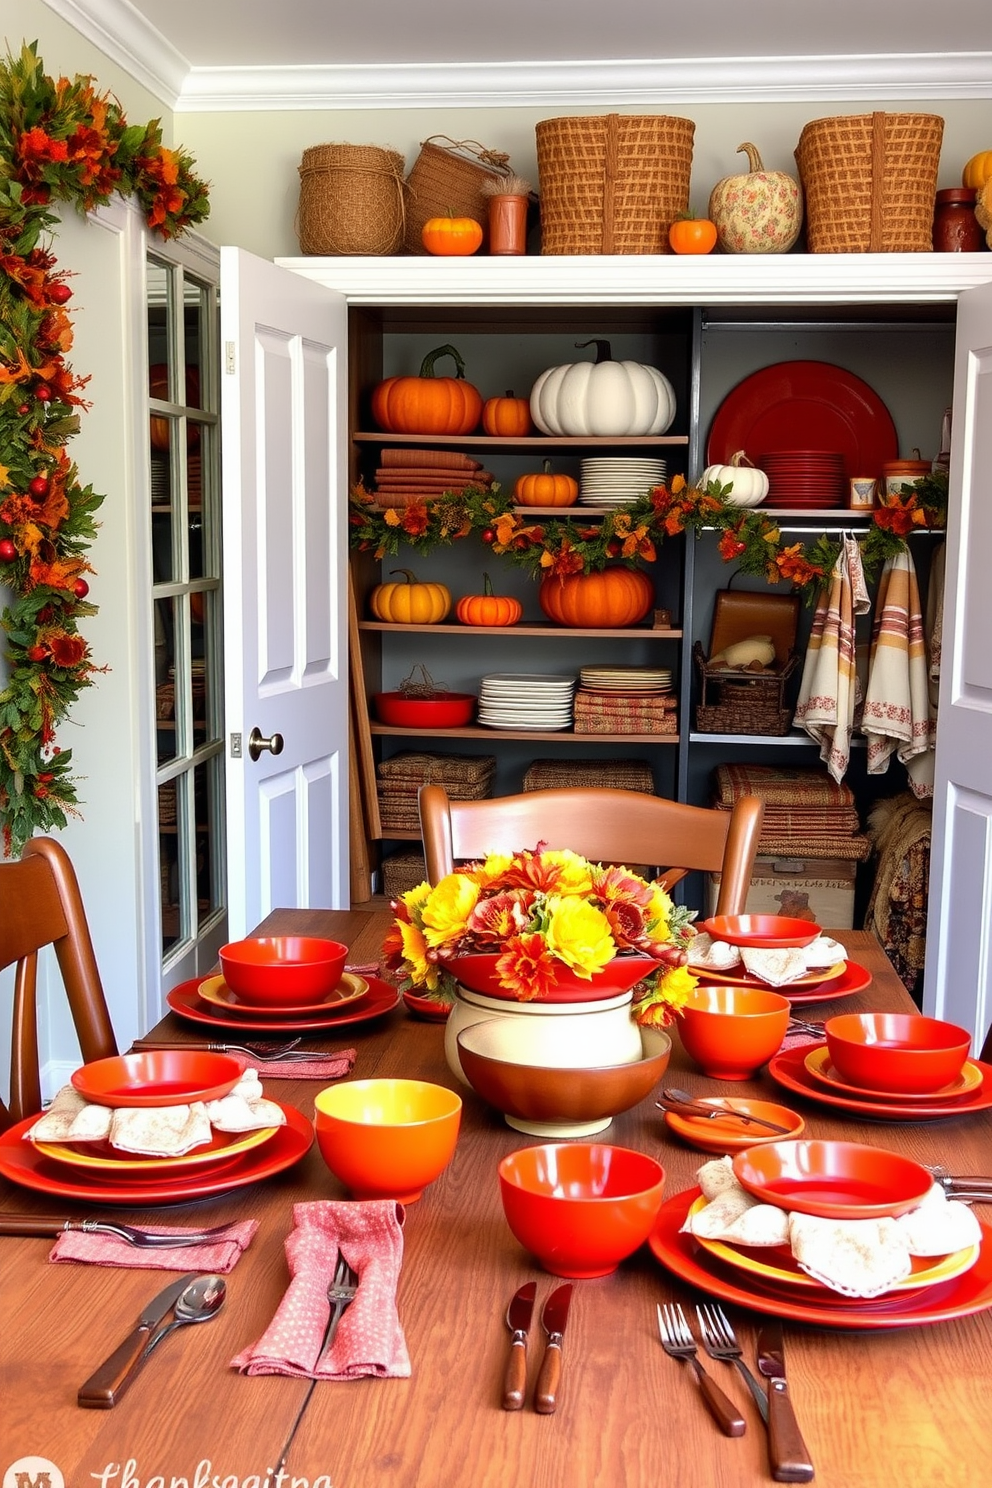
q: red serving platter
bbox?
[167,975,400,1032]
[648,1187,992,1329]
[0,1102,313,1205]
[692,958,870,1003]
[767,1043,992,1120]
[706,360,899,479]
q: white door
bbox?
[221,248,349,938]
[924,279,992,1049]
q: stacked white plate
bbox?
[477,673,576,731]
[578,665,674,695]
[579,458,668,506]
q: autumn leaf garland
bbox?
[0,41,210,855]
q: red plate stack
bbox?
[761,451,846,509]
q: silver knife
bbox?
[77,1273,197,1409]
[756,1323,815,1483]
[502,1282,537,1410]
[534,1283,573,1415]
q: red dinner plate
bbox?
[648,1187,992,1329]
[0,1103,313,1205]
[196,972,368,1019]
[767,1044,992,1120]
[693,959,853,995]
[706,360,899,479]
[167,975,401,1032]
[803,1045,985,1104]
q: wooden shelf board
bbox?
[359,621,681,638]
[354,431,688,449]
[370,723,679,743]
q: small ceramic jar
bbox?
[932,189,983,253]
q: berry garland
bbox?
[350,471,947,593]
[0,42,210,856]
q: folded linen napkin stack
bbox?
[682,1156,982,1298]
[687,932,848,987]
[370,448,494,508]
[231,1199,411,1379]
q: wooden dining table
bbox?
[2,912,990,1488]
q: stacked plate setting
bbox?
[761,451,846,509]
[477,673,576,731]
[578,665,673,697]
[579,458,668,506]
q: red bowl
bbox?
[697,914,821,948]
[373,692,476,727]
[442,951,658,1004]
[71,1050,244,1107]
[824,1012,972,1095]
[732,1139,934,1219]
[498,1142,666,1278]
[677,984,791,1080]
[218,936,348,1007]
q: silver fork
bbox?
[273,1252,360,1473]
[66,1218,245,1248]
[696,1303,769,1422]
[131,1038,313,1061]
[656,1303,746,1436]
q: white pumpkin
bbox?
[530,339,676,437]
[701,451,769,508]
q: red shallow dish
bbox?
[219,936,348,1006]
[697,914,821,948]
[71,1050,244,1107]
[443,951,657,1003]
[373,692,476,727]
[732,1139,933,1219]
[824,1011,972,1095]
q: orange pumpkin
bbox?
[455,573,523,627]
[513,459,579,508]
[421,215,484,256]
[371,345,483,435]
[538,566,654,628]
[962,150,992,190]
[668,217,718,255]
[482,391,533,437]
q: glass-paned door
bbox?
[147,258,225,960]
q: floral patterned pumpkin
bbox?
[708,143,803,255]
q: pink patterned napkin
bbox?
[238,1048,356,1081]
[230,1200,410,1379]
[49,1219,258,1272]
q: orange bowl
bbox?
[314,1078,462,1202]
[498,1142,666,1278]
[71,1050,244,1107]
[697,914,821,948]
[677,984,791,1079]
[824,1012,972,1095]
[218,937,348,1007]
[732,1139,934,1219]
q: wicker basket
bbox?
[694,644,799,736]
[381,849,429,898]
[795,112,944,253]
[403,137,512,255]
[297,143,406,256]
[523,758,656,792]
[535,114,694,255]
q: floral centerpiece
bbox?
[383,846,699,1027]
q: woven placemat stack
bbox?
[712,763,872,860]
[376,751,497,833]
[370,449,495,508]
[523,758,655,792]
[573,691,678,734]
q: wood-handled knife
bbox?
[77,1273,196,1409]
[534,1283,573,1415]
[502,1281,536,1410]
[756,1323,815,1482]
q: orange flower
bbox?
[495,933,561,1001]
[48,632,89,668]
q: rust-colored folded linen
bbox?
[237,1049,356,1081]
[50,1219,259,1272]
[380,448,482,470]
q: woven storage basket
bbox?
[403,136,512,255]
[381,849,429,898]
[523,758,655,792]
[694,644,799,736]
[795,112,944,253]
[297,143,405,256]
[536,113,694,255]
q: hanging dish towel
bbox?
[793,535,871,784]
[862,547,931,785]
[903,541,946,799]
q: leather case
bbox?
[708,591,800,670]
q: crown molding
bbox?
[39,4,992,112]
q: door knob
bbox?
[248,727,285,762]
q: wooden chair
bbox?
[0,836,117,1130]
[418,784,764,911]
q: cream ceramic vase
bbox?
[444,984,643,1086]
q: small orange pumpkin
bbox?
[962,150,992,190]
[421,215,484,256]
[668,216,718,255]
[482,391,533,437]
[371,345,483,435]
[513,459,579,508]
[538,566,655,628]
[455,573,523,627]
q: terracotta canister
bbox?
[488,194,529,254]
[881,458,931,497]
[932,188,983,252]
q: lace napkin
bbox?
[49,1220,259,1273]
[683,1157,982,1298]
[230,1200,411,1379]
[687,934,847,984]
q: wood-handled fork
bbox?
[656,1303,746,1436]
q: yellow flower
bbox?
[543,895,615,977]
[475,852,514,888]
[401,882,432,916]
[656,963,697,1012]
[396,920,438,989]
[646,884,676,941]
[541,849,594,896]
[421,873,480,949]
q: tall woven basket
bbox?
[297,143,405,256]
[795,112,944,253]
[535,114,695,255]
[403,136,512,255]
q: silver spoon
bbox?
[143,1274,227,1358]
